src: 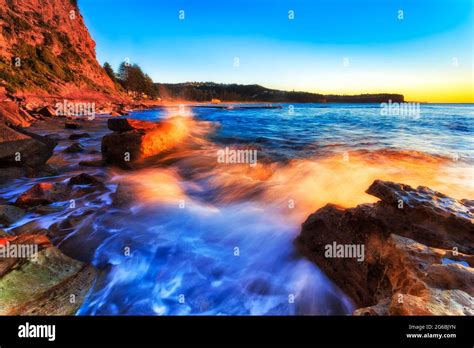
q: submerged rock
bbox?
[101,117,189,168]
[69,133,90,140]
[0,234,96,315]
[65,122,82,130]
[295,180,474,315]
[64,143,84,153]
[78,159,104,167]
[111,183,136,207]
[68,173,102,186]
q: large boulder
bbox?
[354,234,473,315]
[295,180,474,315]
[101,117,190,168]
[0,124,57,171]
[0,234,96,315]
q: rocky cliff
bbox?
[0,0,121,102]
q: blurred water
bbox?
[130,103,474,163]
[1,103,472,315]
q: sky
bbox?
[80,0,474,102]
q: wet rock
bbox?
[0,205,25,225]
[112,184,136,207]
[102,117,189,168]
[79,159,104,167]
[15,182,71,208]
[65,122,82,130]
[107,118,160,132]
[295,180,474,315]
[0,234,97,315]
[64,143,84,153]
[10,220,49,236]
[244,278,272,296]
[0,124,57,169]
[0,234,50,277]
[69,133,90,140]
[48,209,95,240]
[68,173,102,186]
[34,205,65,215]
[46,133,64,141]
[353,234,473,315]
[0,167,25,184]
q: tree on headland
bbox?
[116,61,156,98]
[103,62,116,82]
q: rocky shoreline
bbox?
[0,94,472,315]
[295,180,474,315]
[0,88,151,313]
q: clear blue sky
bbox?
[79,0,473,102]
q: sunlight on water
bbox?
[1,104,471,315]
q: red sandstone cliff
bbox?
[0,0,123,103]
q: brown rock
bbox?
[78,159,104,167]
[0,124,57,180]
[102,117,189,167]
[64,143,84,153]
[0,167,26,184]
[0,234,51,277]
[68,173,102,186]
[69,133,90,140]
[0,205,25,225]
[107,118,159,132]
[10,220,49,235]
[354,234,473,315]
[0,234,97,315]
[15,182,71,208]
[36,106,57,118]
[0,101,34,127]
[65,122,82,130]
[112,183,136,207]
[295,180,474,315]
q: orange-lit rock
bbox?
[15,182,70,208]
[0,233,96,315]
[295,180,474,315]
[101,117,191,168]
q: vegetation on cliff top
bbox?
[104,61,404,103]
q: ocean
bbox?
[1,103,472,315]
